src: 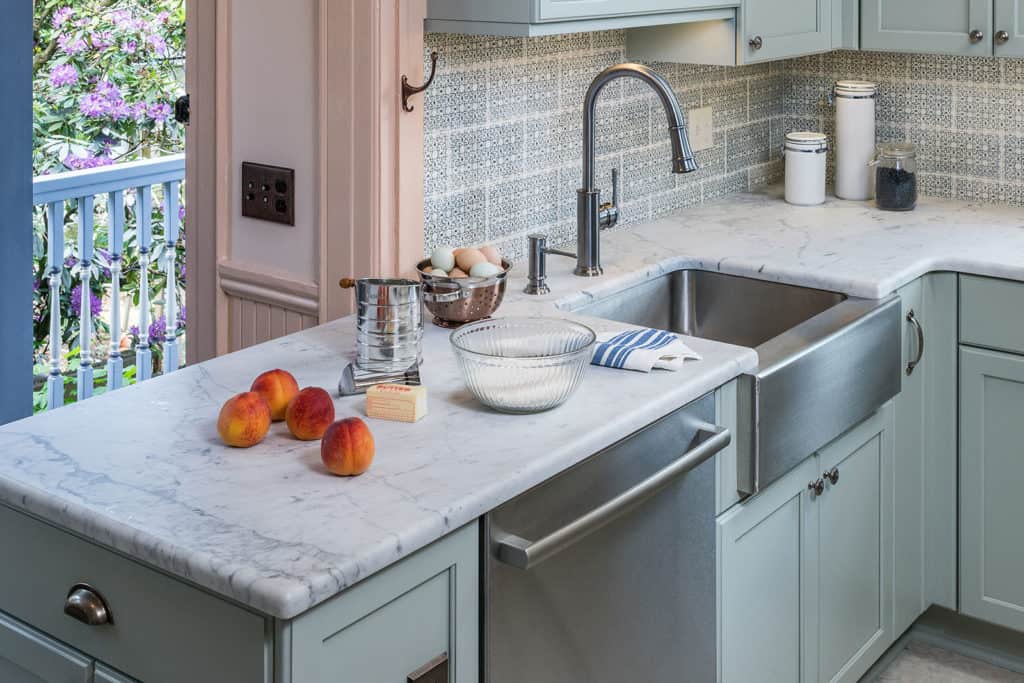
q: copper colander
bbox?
[416,259,511,328]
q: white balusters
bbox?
[162,181,180,372]
[76,196,95,400]
[45,202,64,409]
[106,190,125,390]
[135,186,153,382]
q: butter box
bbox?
[366,384,428,423]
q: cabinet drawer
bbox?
[960,275,1024,354]
[0,504,268,683]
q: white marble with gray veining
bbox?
[3,186,1024,620]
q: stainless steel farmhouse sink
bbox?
[573,270,902,497]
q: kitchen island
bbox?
[4,186,1024,682]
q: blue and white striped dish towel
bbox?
[591,328,702,372]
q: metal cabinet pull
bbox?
[906,309,925,376]
[808,478,825,497]
[970,29,985,43]
[749,35,763,50]
[996,30,1011,45]
[494,425,731,570]
[824,467,840,485]
[64,583,112,626]
[408,653,448,683]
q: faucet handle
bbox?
[599,168,620,229]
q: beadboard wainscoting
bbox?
[422,32,1024,258]
[217,261,319,352]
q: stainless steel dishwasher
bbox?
[484,391,729,683]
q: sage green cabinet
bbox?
[280,522,479,683]
[959,346,1024,633]
[93,665,138,683]
[718,407,894,683]
[742,0,833,62]
[0,611,92,683]
[862,0,994,56]
[892,275,958,636]
[994,0,1024,56]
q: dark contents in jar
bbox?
[875,167,917,211]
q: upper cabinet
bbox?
[742,0,833,62]
[425,0,737,36]
[861,0,1024,56]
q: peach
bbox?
[217,392,271,448]
[286,387,336,441]
[321,417,375,476]
[250,369,299,421]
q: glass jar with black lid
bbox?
[871,143,917,211]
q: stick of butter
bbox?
[366,384,428,423]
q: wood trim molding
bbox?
[318,0,426,323]
[214,0,233,356]
[217,260,319,317]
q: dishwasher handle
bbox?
[494,425,731,571]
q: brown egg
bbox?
[449,267,468,278]
[455,248,487,272]
[422,265,433,273]
[480,245,502,267]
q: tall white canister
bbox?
[832,80,877,200]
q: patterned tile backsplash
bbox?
[423,31,1024,258]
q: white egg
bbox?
[431,268,448,277]
[469,261,501,278]
[430,247,455,272]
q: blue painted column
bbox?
[0,0,32,424]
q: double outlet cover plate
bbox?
[241,162,295,226]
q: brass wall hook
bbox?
[402,51,439,113]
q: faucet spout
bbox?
[576,63,698,277]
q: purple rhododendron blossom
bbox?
[147,34,167,56]
[124,40,137,54]
[177,305,186,326]
[178,204,186,221]
[69,285,103,319]
[63,152,114,171]
[148,316,167,343]
[147,102,171,121]
[79,82,129,120]
[49,63,78,87]
[52,7,73,28]
[58,34,88,55]
[90,31,114,50]
[79,93,108,117]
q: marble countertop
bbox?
[2,186,1022,620]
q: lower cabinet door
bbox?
[815,408,894,683]
[0,611,91,683]
[718,457,820,683]
[960,346,1024,632]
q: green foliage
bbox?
[31,0,186,392]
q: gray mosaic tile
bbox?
[909,53,1001,83]
[487,169,562,240]
[592,30,626,50]
[727,120,771,172]
[423,187,486,254]
[623,141,677,200]
[781,73,833,118]
[883,81,954,129]
[1003,134,1024,184]
[917,172,954,199]
[956,178,1024,206]
[823,49,910,81]
[776,53,824,75]
[423,131,449,197]
[450,122,525,189]
[671,63,726,90]
[749,160,784,189]
[1002,57,1024,86]
[431,32,524,68]
[524,110,581,170]
[910,128,1001,179]
[594,99,652,155]
[559,49,626,110]
[750,74,785,122]
[650,181,703,218]
[488,58,560,123]
[704,79,748,128]
[617,196,652,228]
[703,171,749,203]
[525,32,589,58]
[423,67,489,132]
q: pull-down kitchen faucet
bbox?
[526,63,698,293]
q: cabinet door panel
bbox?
[718,458,819,683]
[995,0,1024,57]
[862,0,992,55]
[960,347,1024,632]
[744,0,832,62]
[0,611,91,683]
[817,408,893,683]
[535,0,724,21]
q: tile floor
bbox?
[877,642,1024,682]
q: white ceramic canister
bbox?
[832,80,877,200]
[783,131,828,206]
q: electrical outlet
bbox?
[241,162,295,226]
[687,106,714,152]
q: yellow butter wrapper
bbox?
[366,384,428,423]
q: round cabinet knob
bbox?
[970,29,985,43]
[64,584,112,626]
[996,30,1011,45]
[808,478,825,497]
[749,35,764,51]
[824,467,840,485]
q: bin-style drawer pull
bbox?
[408,653,448,683]
[64,583,112,626]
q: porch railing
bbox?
[32,154,186,409]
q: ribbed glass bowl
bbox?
[449,317,596,414]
